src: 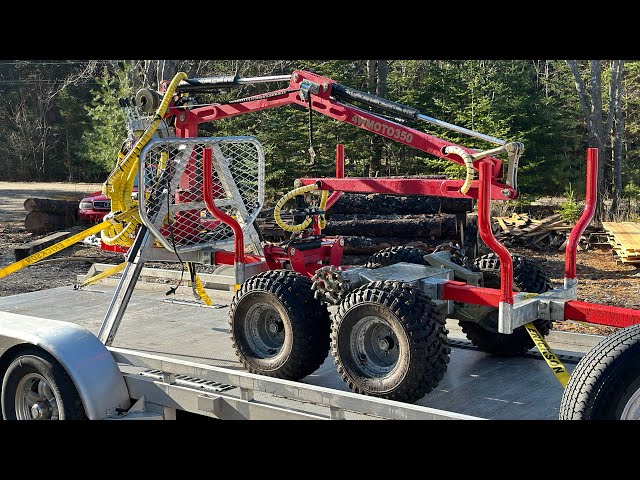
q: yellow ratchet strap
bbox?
[0,220,112,280]
[186,262,213,306]
[75,261,127,289]
[525,322,570,388]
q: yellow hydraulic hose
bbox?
[273,183,328,233]
[443,145,475,195]
[101,71,188,247]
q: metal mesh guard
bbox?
[138,136,265,253]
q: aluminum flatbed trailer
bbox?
[0,282,602,420]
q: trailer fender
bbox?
[0,312,131,419]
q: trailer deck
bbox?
[0,281,604,420]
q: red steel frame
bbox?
[166,70,640,329]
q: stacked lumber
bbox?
[493,213,585,251]
[602,222,640,264]
[23,198,79,234]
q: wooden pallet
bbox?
[602,222,640,263]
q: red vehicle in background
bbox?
[78,179,138,223]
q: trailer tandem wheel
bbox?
[560,323,640,420]
[332,281,450,403]
[1,348,87,420]
[229,270,331,380]
[458,253,553,356]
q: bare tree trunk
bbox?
[612,60,625,211]
[367,60,387,177]
[567,60,609,219]
[589,61,606,194]
[567,61,591,122]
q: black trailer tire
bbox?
[332,281,450,403]
[229,270,331,380]
[458,253,553,356]
[560,323,640,420]
[365,246,428,269]
[1,348,86,420]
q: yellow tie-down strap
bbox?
[75,261,127,289]
[525,322,570,388]
[0,220,112,280]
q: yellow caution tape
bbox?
[525,322,570,388]
[0,220,112,280]
[76,261,127,289]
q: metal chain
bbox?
[307,93,316,165]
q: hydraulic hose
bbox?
[443,145,475,195]
[101,71,188,247]
[273,183,328,233]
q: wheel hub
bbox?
[31,401,52,420]
[268,319,284,335]
[377,335,395,352]
[243,303,286,359]
[15,373,59,420]
[350,316,400,376]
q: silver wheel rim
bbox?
[621,387,640,420]
[15,373,60,420]
[244,303,286,358]
[349,315,400,377]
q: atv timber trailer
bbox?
[1,69,640,420]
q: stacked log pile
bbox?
[23,198,79,234]
[256,193,474,255]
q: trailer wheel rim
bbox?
[244,303,286,358]
[15,373,60,420]
[349,315,400,377]
[621,388,640,420]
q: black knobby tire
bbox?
[332,281,450,403]
[229,270,331,380]
[365,246,428,269]
[2,348,86,420]
[459,252,553,356]
[560,324,640,420]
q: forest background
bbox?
[0,59,634,217]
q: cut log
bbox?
[323,214,458,238]
[24,211,68,234]
[14,231,72,261]
[328,193,472,216]
[24,198,79,217]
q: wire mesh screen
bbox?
[138,136,265,253]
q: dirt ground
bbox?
[1,181,638,337]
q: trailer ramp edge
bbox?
[109,347,482,420]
